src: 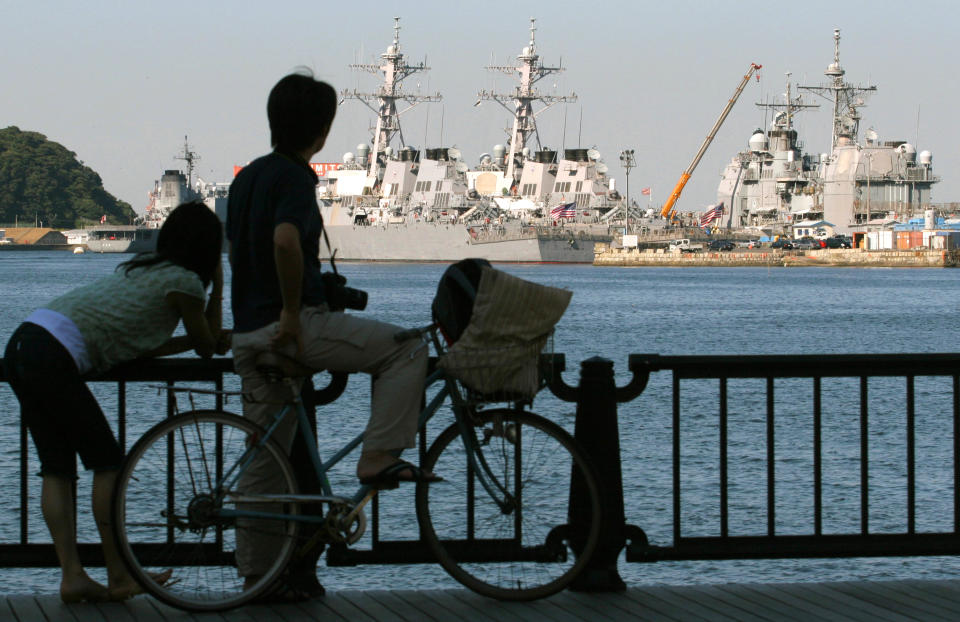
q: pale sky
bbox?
[2,0,956,215]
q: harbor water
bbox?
[2,252,960,594]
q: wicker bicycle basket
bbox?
[437,267,571,402]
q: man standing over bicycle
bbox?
[226,70,432,599]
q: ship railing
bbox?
[5,352,960,590]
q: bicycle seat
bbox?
[255,350,317,379]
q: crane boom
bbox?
[661,62,762,220]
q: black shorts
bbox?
[4,322,122,478]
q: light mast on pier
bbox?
[477,18,577,182]
[340,17,442,177]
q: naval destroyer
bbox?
[319,18,620,262]
[716,29,939,235]
[87,138,229,253]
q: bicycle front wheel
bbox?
[416,409,601,600]
[112,410,300,612]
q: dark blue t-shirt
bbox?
[227,151,326,332]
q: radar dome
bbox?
[343,152,355,163]
[919,150,933,165]
[522,46,532,56]
[479,153,492,164]
[826,62,844,77]
[384,146,394,157]
[492,144,506,157]
[521,147,531,157]
[448,148,462,161]
[586,148,600,161]
[386,45,397,55]
[749,130,768,152]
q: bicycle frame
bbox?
[204,330,518,528]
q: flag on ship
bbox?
[699,202,724,228]
[550,202,577,219]
[641,187,651,196]
[100,214,106,224]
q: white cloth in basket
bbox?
[438,266,572,398]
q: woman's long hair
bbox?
[117,201,223,287]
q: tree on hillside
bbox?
[0,126,136,227]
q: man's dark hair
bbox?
[267,71,337,154]
[118,201,223,287]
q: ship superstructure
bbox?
[320,18,616,262]
[717,74,821,229]
[717,29,939,235]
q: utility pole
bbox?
[619,149,635,233]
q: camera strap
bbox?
[320,215,339,277]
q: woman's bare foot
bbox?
[107,568,173,601]
[60,572,108,603]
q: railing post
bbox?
[547,354,650,592]
[568,357,626,590]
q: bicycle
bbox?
[111,324,602,612]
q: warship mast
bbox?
[757,73,819,133]
[340,17,442,177]
[799,29,876,151]
[174,136,199,189]
[477,18,577,182]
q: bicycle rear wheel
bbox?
[112,410,300,611]
[415,409,601,600]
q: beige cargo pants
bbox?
[231,305,427,577]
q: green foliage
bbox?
[0,126,136,227]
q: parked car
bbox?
[771,238,794,250]
[793,237,819,250]
[708,240,736,251]
[825,236,852,249]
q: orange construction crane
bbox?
[660,62,762,221]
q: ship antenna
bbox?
[175,136,200,189]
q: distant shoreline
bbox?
[0,244,83,252]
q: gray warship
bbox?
[716,29,939,235]
[319,18,619,262]
[87,138,228,253]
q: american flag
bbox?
[641,187,651,196]
[699,202,724,228]
[550,202,577,219]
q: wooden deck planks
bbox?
[5,597,49,622]
[682,584,782,622]
[3,580,960,621]
[830,580,953,621]
[894,580,960,616]
[731,583,861,622]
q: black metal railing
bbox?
[4,352,960,591]
[539,352,960,590]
